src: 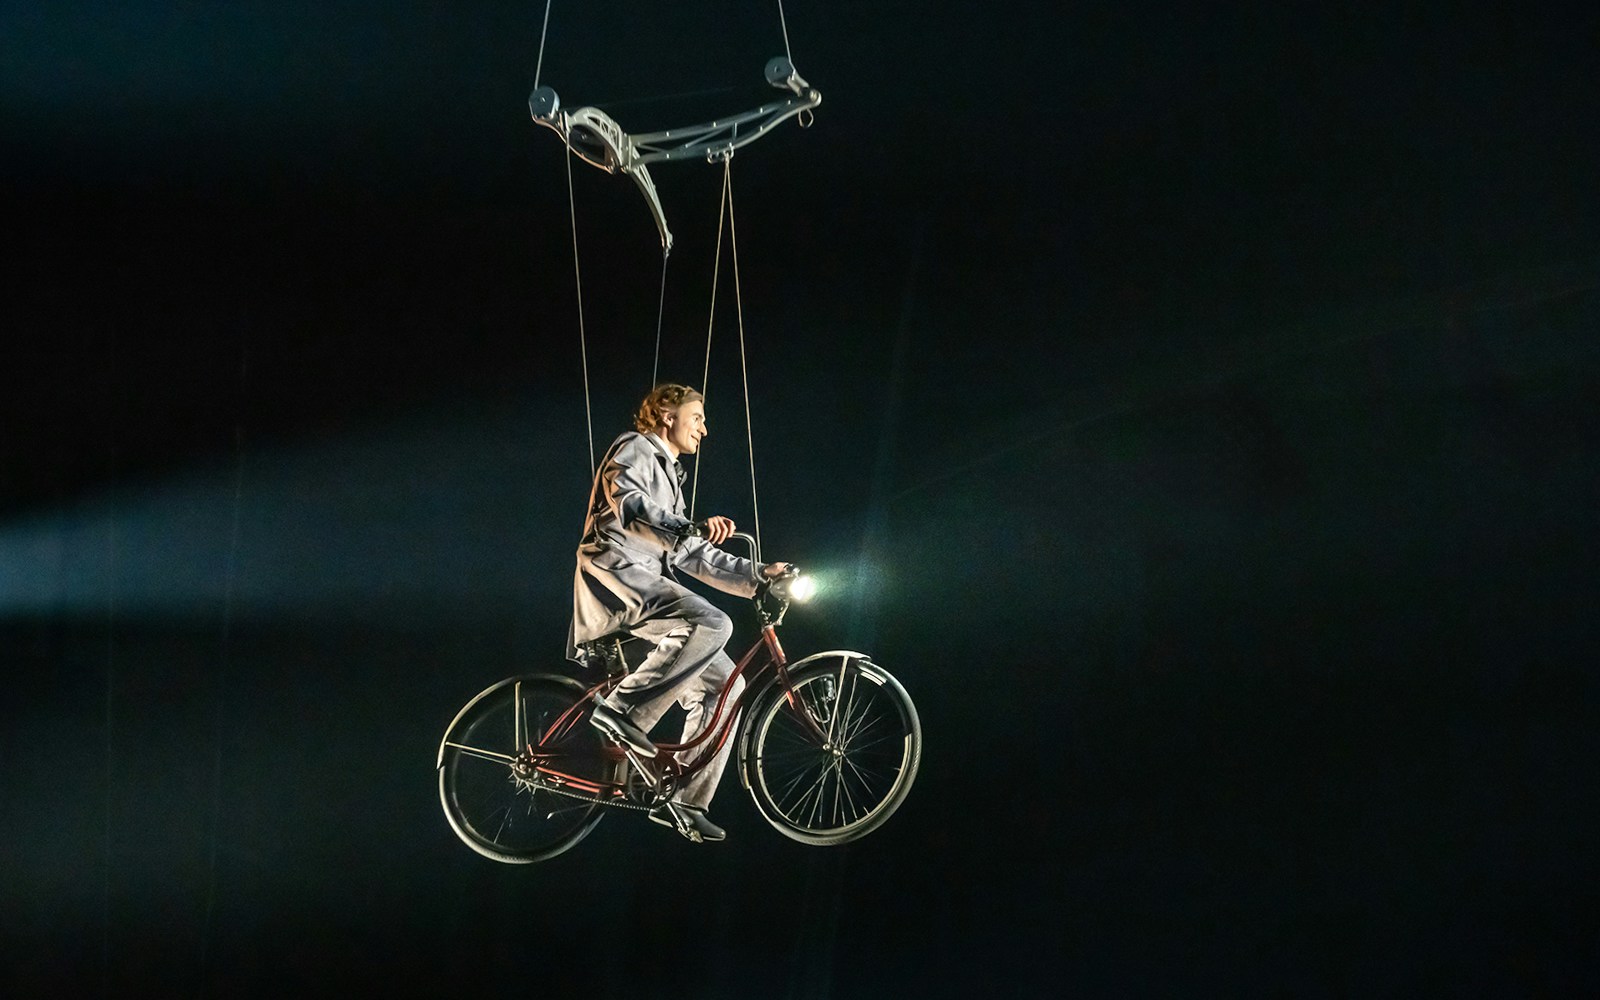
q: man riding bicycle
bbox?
[567,383,790,843]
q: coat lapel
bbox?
[643,432,685,511]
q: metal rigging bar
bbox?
[529,58,821,255]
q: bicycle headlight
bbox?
[771,573,818,603]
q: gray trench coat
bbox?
[566,431,762,662]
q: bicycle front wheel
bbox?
[743,655,921,845]
[438,674,621,863]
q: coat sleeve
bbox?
[606,437,693,536]
[674,538,763,598]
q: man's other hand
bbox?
[702,516,736,545]
[761,562,792,579]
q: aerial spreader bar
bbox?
[530,58,821,255]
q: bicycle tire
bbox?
[741,655,921,845]
[438,674,621,863]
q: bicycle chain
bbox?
[524,777,653,813]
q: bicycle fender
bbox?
[435,673,591,770]
[735,650,874,788]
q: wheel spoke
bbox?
[541,798,598,820]
[840,755,895,787]
[841,755,890,802]
[835,669,864,741]
[748,660,919,842]
[463,776,513,831]
[444,741,517,764]
[840,711,888,752]
[806,769,830,829]
[768,748,826,800]
[840,729,901,757]
[778,696,829,745]
[514,681,524,749]
[441,679,623,863]
[490,801,514,844]
[780,761,833,820]
[837,761,866,822]
[774,756,831,814]
[750,753,825,770]
[838,687,884,747]
[765,716,820,746]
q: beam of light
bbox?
[789,560,893,618]
[0,399,589,627]
[0,394,925,636]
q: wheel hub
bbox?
[510,751,553,792]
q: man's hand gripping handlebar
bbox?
[678,522,792,581]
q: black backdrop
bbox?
[5,3,1598,996]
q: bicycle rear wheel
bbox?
[742,655,921,845]
[438,674,621,863]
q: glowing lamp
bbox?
[771,572,818,603]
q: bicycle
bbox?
[435,532,922,862]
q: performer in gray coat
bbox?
[568,383,789,843]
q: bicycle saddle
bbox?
[580,633,644,678]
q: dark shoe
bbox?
[589,695,657,757]
[649,802,726,843]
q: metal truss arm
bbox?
[529,58,821,255]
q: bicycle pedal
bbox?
[648,803,698,842]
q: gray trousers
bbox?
[601,594,746,809]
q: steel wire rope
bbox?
[652,253,669,389]
[537,0,802,506]
[723,158,764,561]
[534,0,598,473]
[777,0,795,64]
[533,0,553,92]
[690,159,733,519]
[565,146,596,476]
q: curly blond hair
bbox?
[634,383,704,434]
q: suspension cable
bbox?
[540,0,795,513]
[533,0,554,93]
[690,157,732,519]
[651,251,669,390]
[565,146,596,476]
[538,0,594,475]
[777,0,795,64]
[725,159,763,561]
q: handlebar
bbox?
[723,529,759,563]
[678,523,797,584]
[679,522,761,562]
[678,523,803,624]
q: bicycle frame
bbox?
[437,530,919,859]
[522,618,828,804]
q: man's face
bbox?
[661,399,707,456]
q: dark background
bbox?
[4,2,1598,996]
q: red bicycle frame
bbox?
[525,622,827,799]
